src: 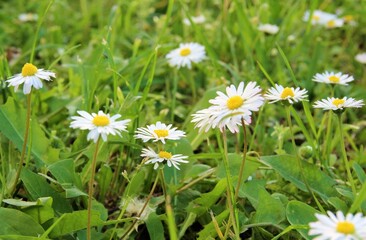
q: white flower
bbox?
[183,15,206,25]
[303,10,343,28]
[324,18,344,29]
[70,110,130,142]
[141,147,188,170]
[309,211,366,240]
[265,84,308,104]
[135,121,186,144]
[355,53,366,64]
[191,81,264,133]
[166,42,206,69]
[312,71,354,85]
[18,13,38,22]
[258,23,279,34]
[6,63,56,94]
[313,97,364,111]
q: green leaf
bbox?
[0,207,45,236]
[146,212,164,240]
[260,155,338,200]
[0,97,59,165]
[49,210,104,238]
[96,164,113,202]
[286,200,318,240]
[217,154,260,182]
[21,168,72,213]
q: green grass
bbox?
[1,0,366,239]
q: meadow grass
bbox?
[0,0,366,239]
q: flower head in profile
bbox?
[313,97,364,111]
[258,23,279,34]
[313,71,354,85]
[7,63,56,94]
[135,121,186,144]
[265,84,308,104]
[309,211,366,240]
[355,53,366,64]
[183,15,206,25]
[141,147,188,170]
[70,110,130,142]
[192,81,264,133]
[166,42,206,69]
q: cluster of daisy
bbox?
[312,71,364,112]
[303,10,345,29]
[135,122,188,170]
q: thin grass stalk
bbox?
[234,118,247,200]
[87,138,101,240]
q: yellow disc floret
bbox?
[21,63,38,77]
[92,115,110,126]
[332,98,345,107]
[159,151,172,159]
[280,87,295,99]
[227,96,244,110]
[336,221,355,234]
[180,48,191,56]
[327,20,335,28]
[154,129,169,138]
[312,15,320,21]
[329,76,340,83]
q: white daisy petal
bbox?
[313,97,364,111]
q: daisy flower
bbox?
[166,42,206,69]
[70,110,130,142]
[355,53,366,64]
[141,147,188,170]
[7,63,56,94]
[135,121,186,144]
[191,81,264,133]
[258,23,279,34]
[183,15,206,25]
[309,211,366,240]
[265,84,308,104]
[313,97,364,111]
[312,71,354,85]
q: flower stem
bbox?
[322,111,332,167]
[87,138,100,240]
[10,92,32,196]
[337,113,356,195]
[170,69,178,122]
[286,106,325,213]
[234,118,247,200]
[160,169,178,240]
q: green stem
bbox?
[337,113,356,195]
[160,169,178,240]
[286,106,325,213]
[234,118,247,200]
[87,138,101,240]
[221,129,240,239]
[10,92,32,196]
[171,69,178,122]
[322,111,332,167]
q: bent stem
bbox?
[337,113,356,195]
[160,169,178,240]
[87,138,101,240]
[286,106,325,213]
[10,92,32,196]
[234,118,247,200]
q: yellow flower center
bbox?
[92,115,110,126]
[332,98,345,107]
[327,20,336,28]
[312,15,320,21]
[227,96,244,110]
[154,129,169,138]
[21,63,38,77]
[280,87,295,99]
[180,48,191,56]
[158,151,172,159]
[329,75,340,83]
[343,15,353,23]
[336,221,355,234]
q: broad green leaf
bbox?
[0,207,45,236]
[49,210,103,238]
[124,170,146,198]
[217,153,260,181]
[146,212,164,240]
[21,168,72,213]
[96,164,113,202]
[0,97,59,165]
[353,162,366,184]
[260,155,338,200]
[187,178,226,215]
[286,200,319,240]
